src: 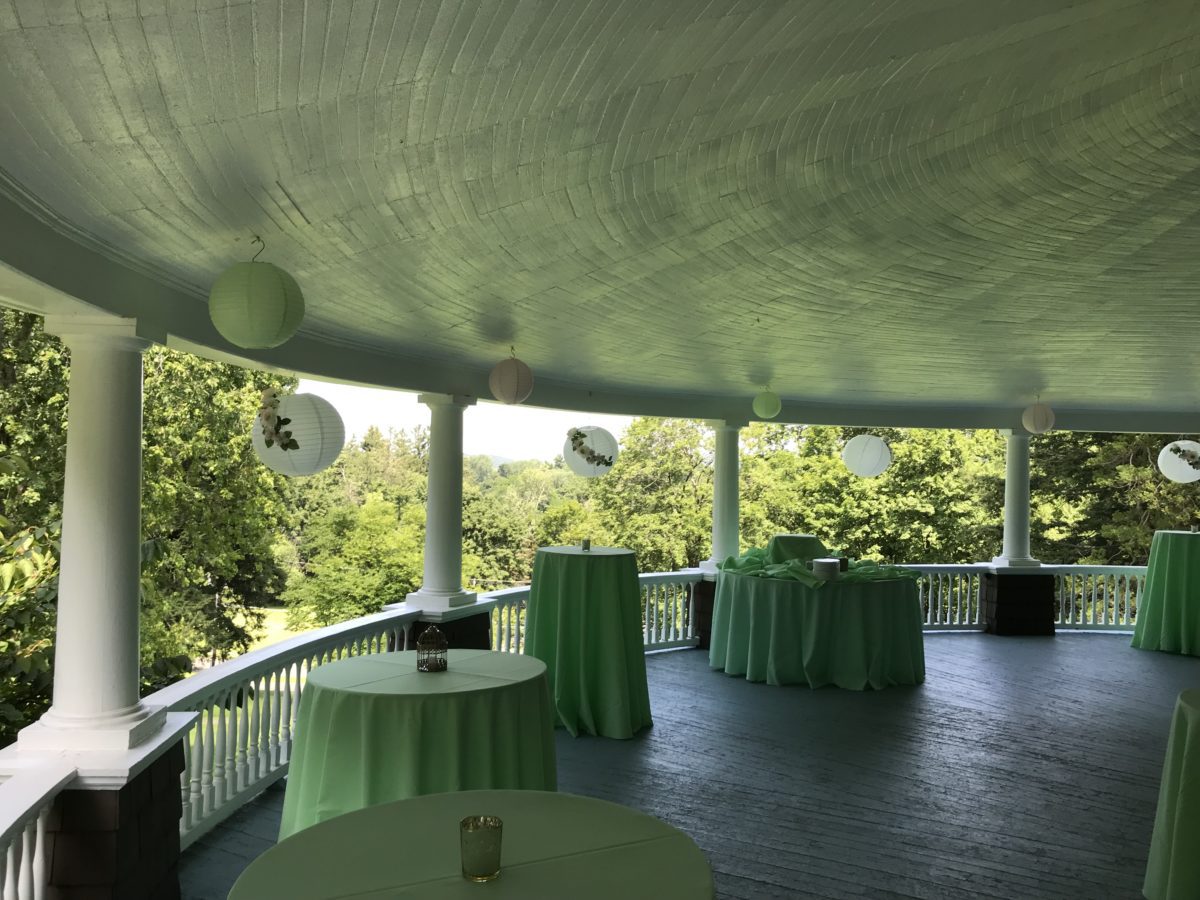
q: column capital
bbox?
[42,314,161,352]
[417,392,476,410]
[706,418,747,431]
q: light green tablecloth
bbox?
[1144,690,1200,899]
[1132,531,1200,656]
[524,546,652,738]
[765,533,829,563]
[278,650,556,840]
[232,790,714,899]
[709,570,925,689]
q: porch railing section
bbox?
[1043,565,1146,629]
[143,607,420,850]
[640,572,703,650]
[907,565,986,629]
[0,761,76,898]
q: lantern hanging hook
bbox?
[250,235,265,262]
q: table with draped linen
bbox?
[1131,530,1200,656]
[277,650,556,839]
[1144,690,1200,900]
[524,546,652,738]
[709,559,925,689]
[232,790,715,900]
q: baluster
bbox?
[5,837,19,900]
[33,806,48,900]
[250,675,265,782]
[199,706,215,818]
[643,589,651,644]
[671,585,679,641]
[280,664,294,765]
[212,692,228,808]
[235,682,250,794]
[267,671,281,770]
[17,818,33,900]
[187,714,204,827]
[289,661,303,759]
[180,733,193,830]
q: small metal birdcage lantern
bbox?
[417,625,448,672]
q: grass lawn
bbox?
[247,607,302,652]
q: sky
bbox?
[298,378,634,463]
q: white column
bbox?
[991,430,1040,567]
[701,421,743,571]
[21,316,165,751]
[406,394,476,610]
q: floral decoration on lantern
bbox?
[251,392,345,477]
[563,426,619,477]
[258,388,299,451]
[208,236,305,349]
[417,625,449,672]
[489,349,534,404]
[1158,440,1200,484]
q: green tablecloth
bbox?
[524,546,652,738]
[232,790,714,899]
[278,650,556,840]
[765,533,829,563]
[1144,690,1200,899]
[1132,531,1200,656]
[709,570,925,689]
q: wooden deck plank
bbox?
[180,634,1199,899]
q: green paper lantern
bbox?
[209,261,305,349]
[752,390,781,419]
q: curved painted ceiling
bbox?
[1,0,1200,431]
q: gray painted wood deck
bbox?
[179,634,1199,899]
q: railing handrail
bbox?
[145,605,422,709]
[0,760,76,848]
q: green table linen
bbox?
[1144,690,1200,899]
[709,571,925,689]
[765,533,829,563]
[232,790,714,900]
[525,546,652,738]
[277,650,556,840]
[1132,531,1200,656]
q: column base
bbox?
[698,558,720,573]
[405,587,477,611]
[990,556,1042,568]
[20,704,166,752]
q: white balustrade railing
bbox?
[640,572,703,650]
[144,606,420,850]
[906,565,986,629]
[0,761,76,899]
[1043,565,1146,629]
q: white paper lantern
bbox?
[563,426,619,477]
[1157,441,1200,484]
[489,357,534,404]
[209,261,305,349]
[252,393,345,476]
[1021,402,1055,435]
[753,390,781,419]
[842,434,892,477]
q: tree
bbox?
[284,494,424,627]
[588,418,712,571]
